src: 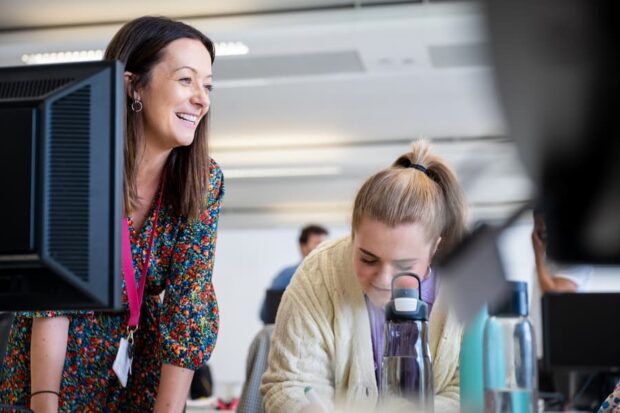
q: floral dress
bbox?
[0,159,224,412]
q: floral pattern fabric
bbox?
[0,159,224,413]
[599,381,620,413]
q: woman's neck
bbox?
[136,144,171,190]
[130,145,170,231]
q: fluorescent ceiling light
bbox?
[22,49,104,65]
[225,166,341,179]
[21,41,248,65]
[215,41,249,57]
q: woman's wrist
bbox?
[153,363,194,413]
[31,390,60,397]
[29,391,59,413]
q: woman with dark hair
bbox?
[0,16,224,412]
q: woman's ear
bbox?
[123,71,140,101]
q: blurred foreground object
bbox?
[439,222,510,323]
[485,0,620,263]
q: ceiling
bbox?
[0,0,420,31]
[0,0,533,228]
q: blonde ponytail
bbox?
[352,140,467,252]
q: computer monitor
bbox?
[0,60,124,311]
[542,292,620,371]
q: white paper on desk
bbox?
[113,337,132,387]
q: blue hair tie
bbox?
[410,163,428,174]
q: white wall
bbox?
[588,266,620,292]
[208,224,349,397]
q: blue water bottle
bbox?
[460,306,488,413]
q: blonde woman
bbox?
[261,140,466,413]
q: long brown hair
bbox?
[104,16,216,219]
[352,140,467,253]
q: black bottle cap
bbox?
[488,280,528,317]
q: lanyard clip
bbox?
[126,325,138,344]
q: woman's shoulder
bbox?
[303,236,352,269]
[206,157,224,206]
[292,235,355,291]
[208,157,224,188]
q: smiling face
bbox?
[134,37,213,151]
[352,217,440,308]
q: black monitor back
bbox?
[0,60,124,311]
[542,292,620,371]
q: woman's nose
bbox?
[191,86,210,110]
[376,264,395,287]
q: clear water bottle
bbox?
[381,272,434,412]
[483,281,538,413]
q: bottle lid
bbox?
[488,280,528,317]
[384,272,429,321]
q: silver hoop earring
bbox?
[131,99,143,113]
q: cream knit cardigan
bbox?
[261,236,463,413]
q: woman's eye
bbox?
[204,84,213,92]
[360,258,377,265]
[179,77,192,84]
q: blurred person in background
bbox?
[259,225,328,324]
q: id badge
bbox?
[113,337,133,387]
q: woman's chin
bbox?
[175,137,195,147]
[367,290,390,309]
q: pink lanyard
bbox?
[121,183,164,330]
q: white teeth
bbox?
[176,113,197,124]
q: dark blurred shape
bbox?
[487,280,528,317]
[542,293,620,370]
[263,289,284,325]
[190,364,213,400]
[437,223,511,323]
[485,1,620,263]
[0,313,13,370]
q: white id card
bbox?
[113,337,133,387]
